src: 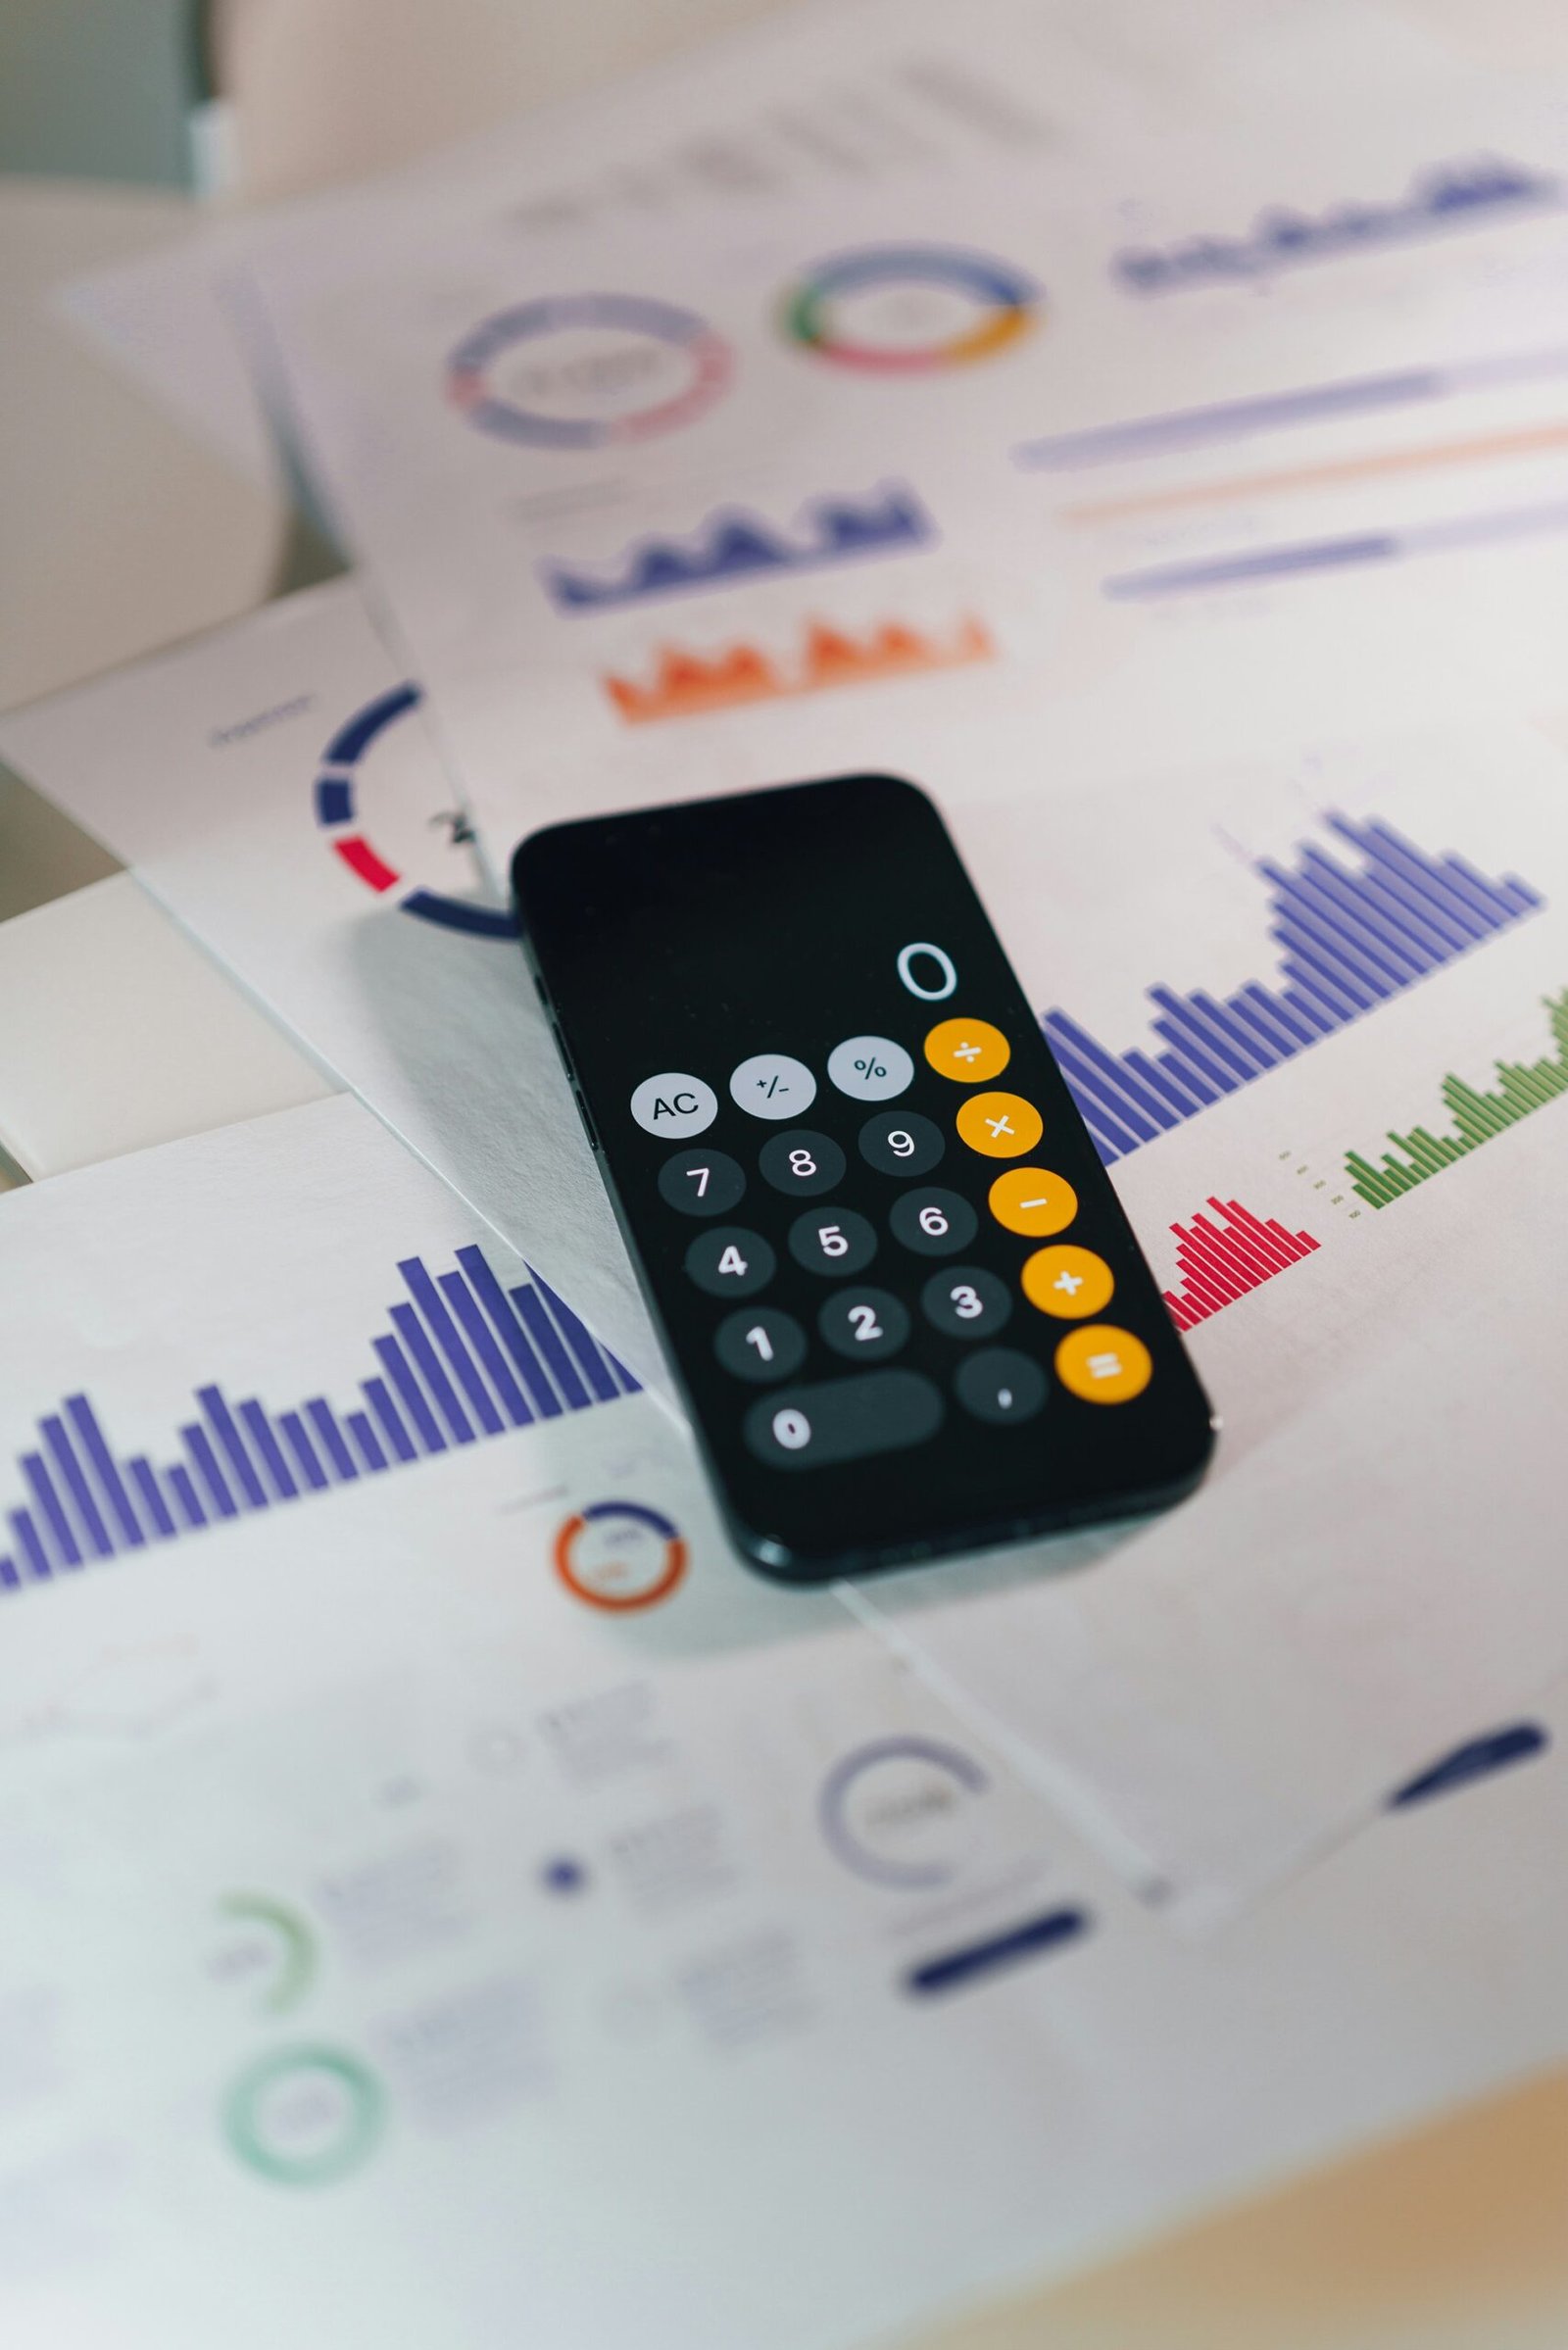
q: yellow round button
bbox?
[1054,1325,1152,1403]
[990,1166,1078,1238]
[1022,1245,1114,1319]
[956,1091,1042,1158]
[924,1016,1010,1084]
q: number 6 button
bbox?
[788,1207,877,1276]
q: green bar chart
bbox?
[1346,989,1568,1207]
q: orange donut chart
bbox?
[554,1500,687,1611]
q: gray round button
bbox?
[685,1227,775,1297]
[631,1072,716,1140]
[827,1035,914,1102]
[889,1187,978,1255]
[658,1149,745,1217]
[818,1288,909,1362]
[921,1265,1012,1340]
[714,1307,807,1384]
[956,1347,1048,1425]
[788,1206,878,1277]
[730,1053,816,1120]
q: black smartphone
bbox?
[514,774,1214,1582]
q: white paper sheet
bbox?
[0,1098,1565,2344]
[0,583,668,1394]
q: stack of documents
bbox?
[3,1,1568,2340]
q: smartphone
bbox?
[514,774,1214,1582]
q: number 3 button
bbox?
[788,1207,877,1277]
[685,1227,775,1296]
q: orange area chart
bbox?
[604,614,994,722]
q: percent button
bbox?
[827,1035,914,1102]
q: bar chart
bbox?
[1159,1198,1320,1333]
[1345,986,1568,1207]
[0,1249,638,1594]
[1043,814,1543,1165]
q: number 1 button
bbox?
[714,1308,806,1383]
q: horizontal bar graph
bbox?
[0,1249,638,1596]
[1102,496,1568,603]
[1043,813,1543,1165]
[1159,1198,1320,1332]
[1346,986,1568,1206]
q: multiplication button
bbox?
[827,1036,914,1102]
[956,1092,1043,1158]
[685,1227,775,1297]
[631,1072,717,1140]
[744,1370,944,1470]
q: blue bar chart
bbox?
[1043,813,1543,1164]
[0,1250,638,1595]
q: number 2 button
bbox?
[685,1226,775,1296]
[659,1149,746,1217]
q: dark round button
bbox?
[889,1187,978,1256]
[759,1128,846,1197]
[858,1110,945,1179]
[817,1287,910,1362]
[921,1265,1013,1340]
[713,1307,807,1383]
[685,1226,775,1297]
[955,1346,1048,1424]
[787,1205,878,1278]
[658,1148,746,1217]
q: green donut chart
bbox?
[222,2044,386,2187]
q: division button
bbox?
[923,1016,1010,1084]
[1054,1324,1152,1403]
[1021,1244,1114,1320]
[989,1165,1078,1238]
[729,1053,817,1120]
[744,1370,944,1470]
[630,1072,717,1140]
[684,1226,776,1297]
[788,1205,878,1277]
[658,1148,746,1217]
[759,1128,846,1197]
[956,1091,1043,1158]
[827,1035,915,1101]
[817,1287,910,1362]
[713,1307,807,1384]
[920,1266,1013,1340]
[858,1110,945,1178]
[889,1187,978,1256]
[955,1347,1049,1425]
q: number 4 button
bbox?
[685,1227,776,1296]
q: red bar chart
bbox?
[1160,1198,1320,1331]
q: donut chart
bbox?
[783,245,1039,372]
[554,1500,687,1611]
[447,293,733,449]
[313,682,517,939]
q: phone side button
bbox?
[744,1371,943,1471]
[571,1088,601,1153]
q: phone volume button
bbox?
[571,1087,601,1153]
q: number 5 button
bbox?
[788,1208,877,1276]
